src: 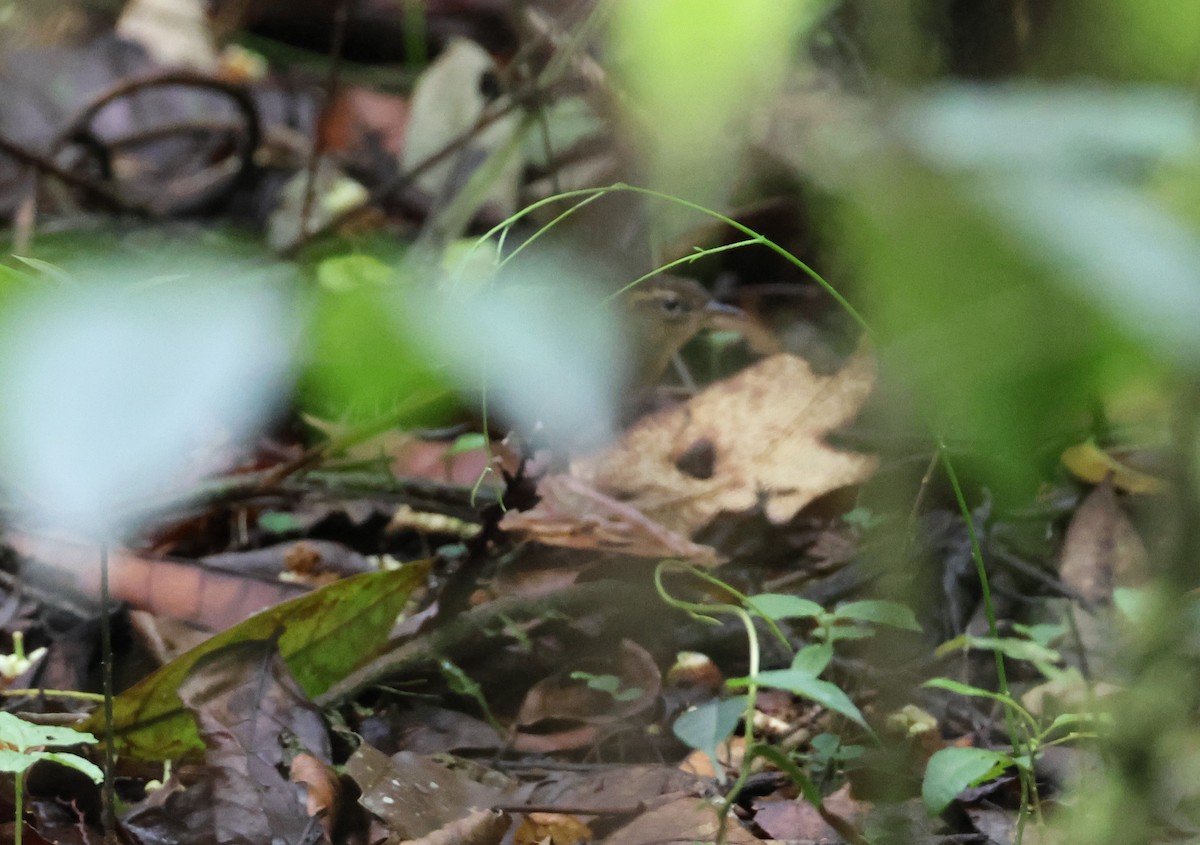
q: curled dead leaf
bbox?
[290,753,341,840]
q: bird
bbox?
[621,274,745,389]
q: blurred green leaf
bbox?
[257,511,302,535]
[922,746,1012,816]
[301,277,455,424]
[838,84,1192,494]
[924,677,1020,711]
[749,593,824,621]
[791,643,833,676]
[834,600,921,631]
[608,0,831,212]
[316,254,395,292]
[447,432,487,456]
[673,696,747,771]
[733,670,867,728]
[570,671,642,702]
[1046,4,1200,83]
[0,711,97,753]
[935,634,1061,666]
[11,255,73,284]
[0,272,292,538]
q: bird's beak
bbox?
[703,300,747,332]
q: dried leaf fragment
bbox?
[1061,439,1165,494]
[515,813,593,845]
[574,350,879,537]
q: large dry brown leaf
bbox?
[573,350,879,537]
[1059,478,1149,603]
[122,638,332,845]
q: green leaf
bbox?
[934,634,1061,665]
[36,751,103,783]
[735,670,867,729]
[923,677,1020,711]
[822,625,875,642]
[446,432,487,456]
[569,671,642,702]
[809,732,864,765]
[748,593,824,621]
[0,264,35,302]
[841,85,1178,495]
[83,561,428,760]
[922,746,1013,816]
[1011,621,1066,648]
[1045,711,1099,734]
[0,749,33,774]
[834,600,921,631]
[257,511,302,534]
[841,506,884,530]
[609,0,832,204]
[791,644,833,677]
[440,658,502,732]
[316,254,395,292]
[0,712,97,752]
[443,659,487,700]
[0,714,101,782]
[302,279,455,424]
[673,696,747,764]
[1113,586,1152,622]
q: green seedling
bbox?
[0,712,102,845]
[439,659,504,735]
[570,671,643,702]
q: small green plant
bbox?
[0,633,45,681]
[921,624,1104,819]
[569,671,643,702]
[841,506,886,532]
[919,673,1101,818]
[659,563,919,845]
[0,712,102,845]
[807,732,866,785]
[438,659,504,735]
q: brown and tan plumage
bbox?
[622,274,744,387]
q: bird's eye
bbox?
[660,295,685,315]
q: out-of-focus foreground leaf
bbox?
[301,253,457,424]
[835,85,1197,493]
[607,0,833,227]
[0,264,293,539]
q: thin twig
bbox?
[0,133,147,213]
[46,71,260,217]
[299,0,352,239]
[280,94,527,256]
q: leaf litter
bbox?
[0,3,1179,845]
